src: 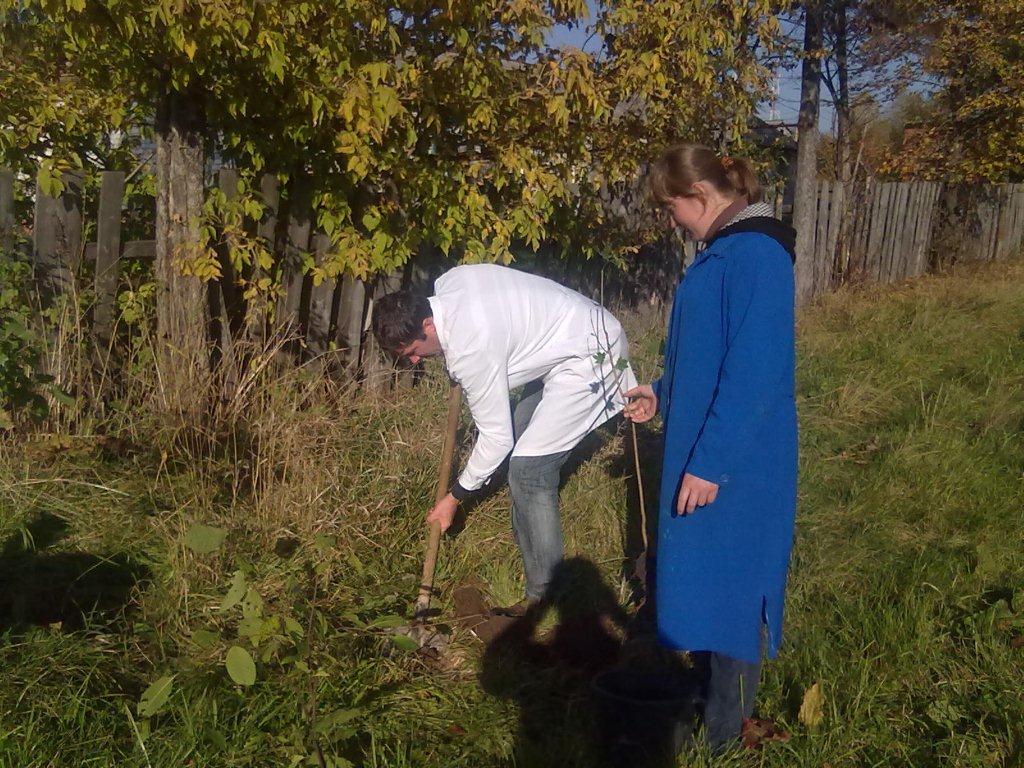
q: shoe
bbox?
[489,598,539,618]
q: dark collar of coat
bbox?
[701,217,797,264]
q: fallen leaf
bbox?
[742,717,790,749]
[799,681,825,730]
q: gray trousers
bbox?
[702,651,761,751]
[509,382,571,600]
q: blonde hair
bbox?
[648,144,763,206]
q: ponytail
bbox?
[721,155,763,205]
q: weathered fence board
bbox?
[33,167,83,303]
[246,174,280,342]
[825,181,844,290]
[813,180,830,294]
[93,171,125,349]
[306,233,336,362]
[338,275,365,376]
[280,180,312,338]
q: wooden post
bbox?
[93,171,125,351]
[155,86,210,395]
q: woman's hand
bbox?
[623,385,657,423]
[676,473,719,515]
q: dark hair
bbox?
[648,143,763,206]
[372,291,432,352]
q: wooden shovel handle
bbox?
[414,383,463,617]
[631,420,648,555]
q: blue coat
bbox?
[654,227,797,664]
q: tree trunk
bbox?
[833,0,854,280]
[793,0,824,306]
[835,0,851,183]
[155,87,210,409]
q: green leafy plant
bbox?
[0,248,49,428]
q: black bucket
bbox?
[591,668,699,768]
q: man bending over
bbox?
[373,264,636,615]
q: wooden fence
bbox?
[802,180,1024,299]
[3,166,1024,385]
[4,166,403,384]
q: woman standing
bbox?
[624,144,798,752]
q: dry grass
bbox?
[2,258,1023,767]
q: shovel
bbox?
[400,383,463,651]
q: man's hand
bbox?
[623,384,657,423]
[676,473,719,516]
[427,493,460,532]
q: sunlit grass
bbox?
[1,259,1022,767]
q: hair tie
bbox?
[721,156,734,170]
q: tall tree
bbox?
[3,0,784,388]
[793,0,824,305]
[818,0,929,182]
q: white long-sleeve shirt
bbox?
[429,264,636,492]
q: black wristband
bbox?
[450,482,472,502]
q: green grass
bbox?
[2,259,1023,767]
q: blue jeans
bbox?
[508,383,570,600]
[700,651,762,751]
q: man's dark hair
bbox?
[372,291,433,352]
